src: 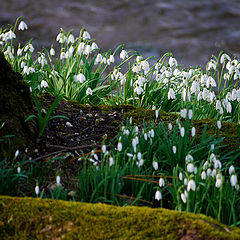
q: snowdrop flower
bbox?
[181,192,187,203]
[180,127,185,137]
[109,157,114,167]
[159,178,165,187]
[155,190,162,201]
[41,80,48,88]
[207,59,217,71]
[17,48,23,56]
[7,30,16,40]
[86,87,93,95]
[50,47,55,56]
[77,42,85,54]
[141,60,150,74]
[226,102,232,113]
[230,174,237,187]
[18,20,28,31]
[120,49,128,60]
[74,73,86,83]
[188,109,193,120]
[214,160,222,169]
[68,34,75,44]
[17,165,21,174]
[201,171,206,180]
[60,51,66,60]
[212,169,217,178]
[191,127,196,137]
[56,175,61,186]
[229,165,235,175]
[155,109,159,119]
[180,109,187,118]
[215,174,223,188]
[84,45,92,55]
[169,56,177,67]
[35,183,40,196]
[102,145,106,154]
[117,142,122,152]
[95,53,103,65]
[83,31,91,41]
[207,168,212,176]
[109,55,115,63]
[217,120,221,129]
[14,150,20,159]
[168,123,173,131]
[179,172,183,181]
[137,159,144,167]
[173,146,177,154]
[220,53,231,64]
[153,161,158,170]
[168,88,176,100]
[187,179,196,191]
[187,163,194,173]
[184,178,188,186]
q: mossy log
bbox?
[0,195,240,239]
[0,52,37,158]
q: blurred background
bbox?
[1,0,240,67]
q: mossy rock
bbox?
[0,195,239,239]
[0,52,37,158]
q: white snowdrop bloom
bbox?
[207,59,217,71]
[180,127,185,137]
[159,178,165,187]
[7,30,16,40]
[83,31,91,41]
[214,160,222,169]
[210,153,217,163]
[190,81,199,94]
[226,92,232,101]
[68,46,74,55]
[150,129,155,138]
[230,174,237,187]
[185,154,194,163]
[191,127,196,137]
[168,88,176,100]
[86,87,93,95]
[68,34,75,44]
[144,133,148,141]
[76,73,86,83]
[179,172,183,181]
[66,122,73,127]
[117,142,122,152]
[187,163,194,173]
[209,91,215,103]
[155,109,159,119]
[18,20,28,31]
[217,120,221,129]
[17,166,21,174]
[229,165,235,175]
[207,168,212,176]
[169,56,177,67]
[120,49,128,60]
[137,159,144,167]
[215,176,222,188]
[50,47,55,56]
[201,171,207,180]
[226,102,232,113]
[155,190,162,201]
[168,123,173,131]
[232,89,237,100]
[77,42,85,54]
[109,54,115,63]
[207,76,216,88]
[137,152,142,161]
[95,53,103,64]
[14,150,20,159]
[56,32,64,43]
[109,157,114,167]
[29,67,35,74]
[132,139,137,152]
[173,146,177,154]
[141,60,150,74]
[35,184,40,196]
[23,65,29,74]
[203,161,208,170]
[17,48,23,56]
[184,178,188,186]
[220,53,231,64]
[91,42,98,51]
[134,85,144,95]
[60,51,66,60]
[216,100,222,111]
[188,109,193,120]
[153,161,158,170]
[211,169,217,178]
[187,179,196,191]
[84,44,92,55]
[41,80,48,88]
[181,192,187,203]
[56,175,61,186]
[211,144,215,151]
[173,68,181,76]
[180,109,187,118]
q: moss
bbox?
[0,195,239,239]
[0,52,37,158]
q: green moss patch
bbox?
[0,195,240,239]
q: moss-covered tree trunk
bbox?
[0,52,37,158]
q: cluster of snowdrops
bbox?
[0,17,240,226]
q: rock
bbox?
[0,195,240,239]
[0,52,37,158]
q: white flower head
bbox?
[86,87,93,95]
[217,120,221,129]
[83,31,91,41]
[56,175,61,186]
[155,190,162,201]
[229,165,235,175]
[159,178,165,187]
[109,157,114,167]
[191,127,196,137]
[187,179,196,191]
[41,80,48,88]
[173,146,177,154]
[117,142,122,152]
[18,20,28,31]
[120,49,128,60]
[181,192,187,203]
[230,174,237,187]
[201,171,206,180]
[35,184,40,196]
[153,161,158,170]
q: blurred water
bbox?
[1,0,240,67]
